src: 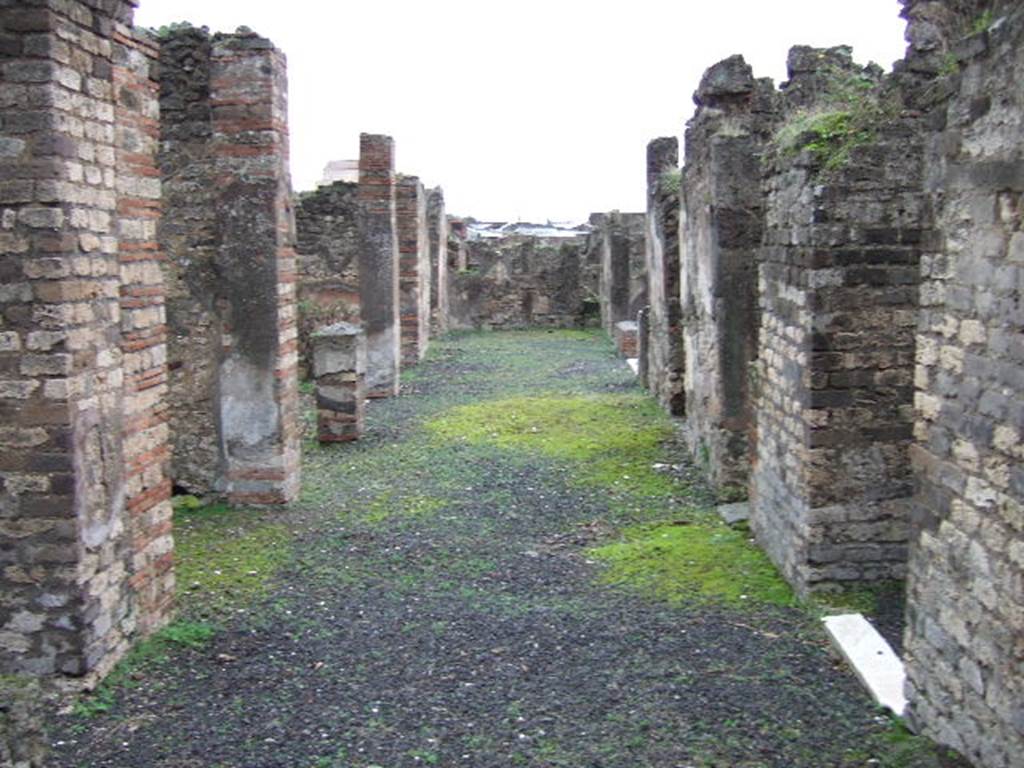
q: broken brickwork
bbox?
[449,235,589,330]
[0,0,173,681]
[427,187,449,334]
[750,46,925,593]
[644,138,685,415]
[680,55,775,494]
[294,181,361,375]
[900,2,1024,765]
[312,322,366,444]
[396,175,430,365]
[357,133,401,398]
[158,26,300,504]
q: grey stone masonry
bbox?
[901,3,1024,766]
[357,133,400,398]
[644,138,685,416]
[427,187,449,334]
[312,322,366,444]
[681,55,777,494]
[750,46,925,594]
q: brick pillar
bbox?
[396,175,430,364]
[357,133,400,397]
[644,137,685,415]
[0,0,144,680]
[681,55,775,493]
[113,25,174,634]
[209,32,300,504]
[427,187,449,334]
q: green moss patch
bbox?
[173,500,293,618]
[73,621,215,717]
[425,393,679,498]
[589,522,795,607]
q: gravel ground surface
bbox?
[50,330,966,768]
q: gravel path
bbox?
[50,330,963,768]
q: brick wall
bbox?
[901,3,1024,765]
[113,23,173,637]
[0,0,171,681]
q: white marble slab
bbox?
[823,613,907,716]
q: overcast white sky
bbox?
[135,1,908,222]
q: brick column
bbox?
[681,55,775,493]
[209,32,300,504]
[113,25,174,634]
[396,175,430,364]
[1,0,140,680]
[357,133,400,397]
[427,187,449,334]
[644,137,685,415]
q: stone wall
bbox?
[901,3,1024,765]
[449,235,589,330]
[158,27,300,504]
[590,211,646,339]
[427,187,449,334]
[0,0,172,681]
[356,133,400,397]
[644,138,685,415]
[294,181,361,374]
[750,47,925,593]
[396,175,430,364]
[680,56,775,493]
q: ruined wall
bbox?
[0,0,172,680]
[449,236,589,330]
[901,3,1024,765]
[681,56,776,493]
[294,181,361,374]
[396,175,430,364]
[427,187,449,334]
[357,133,400,397]
[644,138,685,415]
[158,27,300,503]
[591,211,646,339]
[750,47,925,593]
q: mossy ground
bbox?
[52,329,966,768]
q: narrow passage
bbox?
[54,331,953,768]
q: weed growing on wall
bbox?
[773,66,899,173]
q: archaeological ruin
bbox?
[1,0,1021,766]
